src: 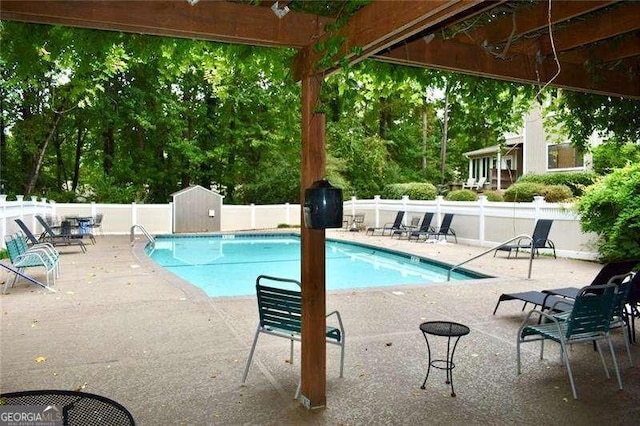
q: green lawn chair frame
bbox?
[516,283,622,399]
[242,275,345,399]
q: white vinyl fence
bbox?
[0,194,599,260]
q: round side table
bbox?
[419,320,470,397]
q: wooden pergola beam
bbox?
[378,37,640,99]
[533,2,640,57]
[292,0,489,80]
[559,32,640,65]
[0,0,333,48]
[468,0,618,45]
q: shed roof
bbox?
[171,185,223,199]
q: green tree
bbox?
[576,163,640,261]
[547,90,640,150]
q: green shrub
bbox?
[380,182,437,200]
[540,185,573,202]
[0,249,7,260]
[483,191,504,202]
[517,171,596,196]
[503,182,545,202]
[576,163,640,261]
[445,189,477,201]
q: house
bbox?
[463,106,597,190]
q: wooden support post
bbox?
[299,74,327,409]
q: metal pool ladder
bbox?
[130,224,155,247]
[447,234,535,281]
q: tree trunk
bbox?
[440,88,449,185]
[54,127,68,191]
[422,103,428,172]
[72,124,87,191]
[26,112,63,194]
[103,125,115,175]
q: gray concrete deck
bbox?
[1,231,639,425]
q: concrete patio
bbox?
[1,231,639,425]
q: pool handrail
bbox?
[130,224,155,247]
[447,234,535,281]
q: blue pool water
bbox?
[146,234,485,297]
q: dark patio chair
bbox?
[425,213,456,243]
[35,215,87,253]
[494,219,556,259]
[366,211,405,236]
[493,260,638,315]
[408,212,435,242]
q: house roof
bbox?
[464,140,522,158]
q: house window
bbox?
[547,143,584,170]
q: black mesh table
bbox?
[419,321,470,397]
[0,390,135,425]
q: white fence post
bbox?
[132,202,137,228]
[401,195,409,225]
[0,195,7,243]
[435,195,444,226]
[533,196,544,221]
[478,195,487,246]
[285,202,291,224]
[251,203,256,229]
[374,195,380,228]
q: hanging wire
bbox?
[534,0,561,100]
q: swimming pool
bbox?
[146,234,487,297]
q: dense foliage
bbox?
[547,91,640,150]
[380,183,438,200]
[576,164,640,261]
[445,189,477,201]
[0,22,538,204]
[482,191,504,202]
[591,142,640,175]
[503,182,544,202]
[517,171,596,196]
[1,22,637,206]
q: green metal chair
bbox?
[516,283,622,399]
[241,275,345,398]
[3,236,58,292]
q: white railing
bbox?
[0,194,598,260]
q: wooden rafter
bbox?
[560,32,640,65]
[377,37,640,99]
[0,0,334,48]
[465,0,618,45]
[532,2,640,57]
[292,0,491,80]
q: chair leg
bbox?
[594,340,611,379]
[621,325,634,367]
[606,336,624,391]
[339,339,345,378]
[289,337,294,364]
[241,327,261,384]
[516,338,522,375]
[559,339,578,399]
